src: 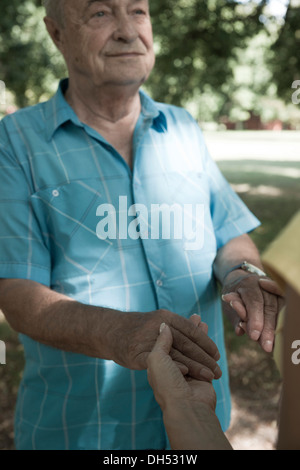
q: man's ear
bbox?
[44,16,64,53]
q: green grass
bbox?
[217,159,300,253]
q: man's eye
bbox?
[134,9,145,15]
[94,11,105,17]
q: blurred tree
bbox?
[146,0,268,107]
[1,0,297,125]
[270,0,300,103]
[219,31,276,124]
[0,0,268,109]
[0,0,66,108]
[175,30,278,124]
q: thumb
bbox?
[259,278,285,297]
[149,323,189,376]
[151,323,173,355]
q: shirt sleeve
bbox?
[199,129,261,249]
[262,211,300,296]
[0,134,51,287]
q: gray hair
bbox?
[43,0,65,24]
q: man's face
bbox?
[58,0,155,89]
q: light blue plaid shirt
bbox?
[0,79,260,450]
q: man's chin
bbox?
[102,74,149,88]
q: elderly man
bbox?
[0,0,281,450]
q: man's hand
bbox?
[109,309,222,381]
[221,272,285,353]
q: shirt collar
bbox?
[139,88,168,132]
[44,79,83,141]
[44,79,167,141]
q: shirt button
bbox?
[156,279,163,287]
[52,189,59,197]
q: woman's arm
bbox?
[147,321,233,450]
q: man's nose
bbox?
[112,14,138,43]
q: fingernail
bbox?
[214,365,222,378]
[222,293,234,300]
[263,340,273,353]
[159,323,166,333]
[191,313,201,326]
[214,351,220,361]
[251,330,261,341]
[222,294,231,301]
[199,368,214,381]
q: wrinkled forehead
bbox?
[64,0,149,12]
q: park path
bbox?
[204,130,300,162]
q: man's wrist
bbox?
[222,261,267,285]
[222,268,250,286]
[224,261,267,279]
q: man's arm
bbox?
[213,233,283,353]
[213,233,265,284]
[0,278,221,380]
[0,278,116,359]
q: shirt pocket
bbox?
[30,179,105,249]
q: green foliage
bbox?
[0,0,268,109]
[270,0,300,102]
[0,0,297,124]
[147,0,268,108]
[220,31,279,124]
[0,0,65,108]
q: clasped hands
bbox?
[147,316,217,412]
[113,271,283,385]
[111,309,222,382]
[146,318,233,450]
